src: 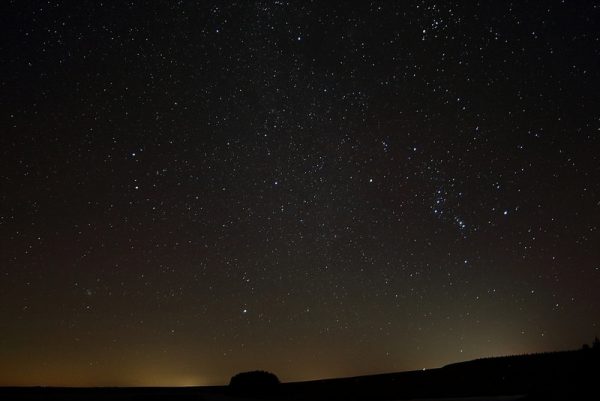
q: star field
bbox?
[1,0,600,386]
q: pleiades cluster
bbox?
[1,1,599,386]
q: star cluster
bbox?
[1,1,599,386]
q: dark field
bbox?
[2,349,598,401]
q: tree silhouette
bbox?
[229,370,280,397]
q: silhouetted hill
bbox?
[280,348,600,400]
[1,348,598,400]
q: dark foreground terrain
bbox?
[2,348,598,400]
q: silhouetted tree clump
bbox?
[229,370,280,397]
[581,336,600,352]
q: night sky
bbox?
[1,0,600,387]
